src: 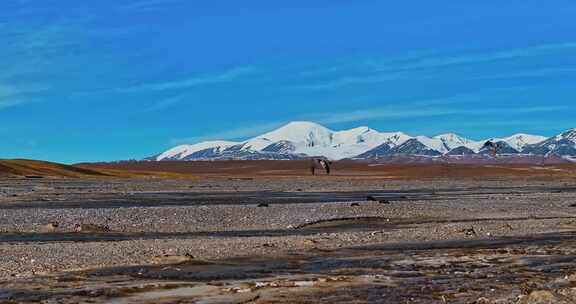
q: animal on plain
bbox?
[310,158,332,175]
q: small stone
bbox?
[350,203,360,207]
[303,239,317,245]
[474,297,490,304]
[257,203,269,207]
[461,227,477,236]
[38,222,59,233]
[74,224,110,233]
[152,253,194,265]
[520,290,557,304]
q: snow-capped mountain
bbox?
[154,141,239,161]
[434,133,476,151]
[523,128,576,158]
[501,134,548,151]
[150,122,571,161]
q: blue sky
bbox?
[1,0,575,163]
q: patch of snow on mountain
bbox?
[502,134,547,151]
[414,136,449,154]
[433,133,478,151]
[156,141,239,160]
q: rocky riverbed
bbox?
[1,176,576,303]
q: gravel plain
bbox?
[1,176,576,303]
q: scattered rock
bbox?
[520,290,558,304]
[38,222,59,233]
[564,273,576,281]
[74,224,110,233]
[152,253,194,265]
[257,203,269,207]
[350,203,360,207]
[379,200,391,204]
[303,239,317,245]
[461,227,477,237]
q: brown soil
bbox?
[81,160,576,179]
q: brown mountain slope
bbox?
[0,159,197,179]
[0,159,109,178]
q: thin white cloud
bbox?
[119,66,255,93]
[168,86,560,144]
[0,99,27,110]
[300,42,576,90]
[297,70,434,90]
[394,42,576,71]
[472,68,576,80]
[118,0,183,12]
[315,104,569,125]
[143,95,182,112]
[0,83,47,110]
[168,104,569,145]
[170,122,285,145]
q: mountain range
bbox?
[150,122,576,163]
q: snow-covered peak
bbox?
[150,121,564,161]
[333,127,380,145]
[380,132,411,145]
[557,128,576,142]
[501,133,547,151]
[434,133,469,143]
[257,121,333,147]
[234,138,273,151]
[414,136,449,153]
[156,140,238,161]
[433,133,476,150]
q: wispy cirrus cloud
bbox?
[168,104,569,145]
[118,66,255,93]
[0,83,48,110]
[314,104,569,125]
[166,86,569,144]
[301,42,576,90]
[170,121,285,145]
[471,68,576,80]
[381,42,576,71]
[117,0,184,12]
[0,18,88,109]
[143,95,186,112]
